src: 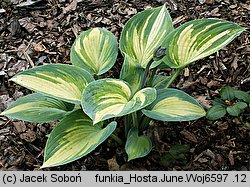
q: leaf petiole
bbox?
[165,67,184,88]
[110,134,124,146]
[131,112,139,129]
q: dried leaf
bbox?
[33,42,46,52]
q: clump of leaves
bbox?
[160,144,190,166]
[206,86,250,120]
[0,5,244,168]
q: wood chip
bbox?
[20,130,36,142]
[195,95,211,109]
[229,5,237,9]
[199,0,206,4]
[184,68,190,77]
[13,122,26,133]
[198,158,208,163]
[210,7,221,16]
[107,156,120,171]
[63,0,78,14]
[207,80,221,88]
[205,0,215,4]
[18,18,36,33]
[203,149,215,159]
[218,122,229,131]
[0,127,10,135]
[231,56,238,70]
[173,15,187,25]
[16,0,42,7]
[180,130,198,143]
[0,9,6,13]
[228,151,234,166]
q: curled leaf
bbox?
[82,78,156,124]
[162,19,244,68]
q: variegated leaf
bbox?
[120,53,144,93]
[10,64,94,104]
[120,5,174,68]
[162,19,245,68]
[70,28,118,75]
[82,78,157,124]
[152,75,171,89]
[0,93,74,123]
[125,128,152,161]
[142,88,206,121]
[42,110,117,168]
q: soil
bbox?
[0,0,249,171]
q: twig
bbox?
[71,26,78,38]
[23,51,35,67]
[24,38,33,52]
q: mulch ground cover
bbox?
[0,0,249,171]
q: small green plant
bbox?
[206,86,250,121]
[160,144,190,166]
[0,5,244,168]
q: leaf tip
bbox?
[92,119,100,125]
[40,162,49,169]
[0,111,7,116]
[9,77,17,82]
[240,27,247,32]
[127,156,135,162]
[127,158,132,162]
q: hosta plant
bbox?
[0,5,244,168]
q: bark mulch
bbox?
[0,0,249,171]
